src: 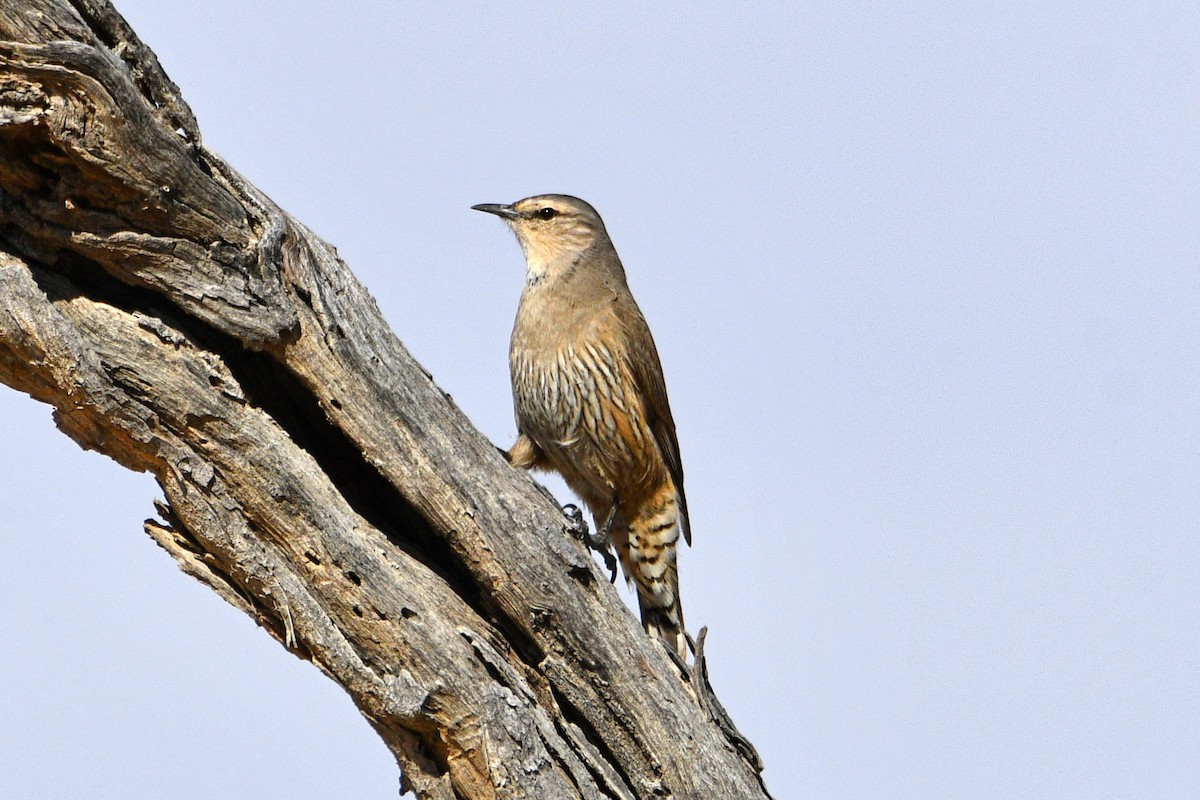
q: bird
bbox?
[472,194,691,662]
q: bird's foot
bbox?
[561,503,587,537]
[562,504,618,583]
[599,502,619,543]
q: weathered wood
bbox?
[0,3,772,798]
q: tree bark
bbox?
[0,3,771,798]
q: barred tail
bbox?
[638,585,687,662]
[623,485,689,662]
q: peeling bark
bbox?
[0,3,772,798]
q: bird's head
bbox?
[472,194,609,281]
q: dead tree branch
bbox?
[0,2,771,797]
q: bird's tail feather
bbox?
[639,589,688,662]
[621,485,689,662]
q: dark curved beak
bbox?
[471,203,522,220]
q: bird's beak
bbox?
[471,203,522,220]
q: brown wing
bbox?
[618,297,691,545]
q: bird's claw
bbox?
[562,504,618,583]
[593,538,619,584]
[562,503,587,537]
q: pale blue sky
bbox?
[3,3,1198,798]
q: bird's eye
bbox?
[536,207,558,220]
